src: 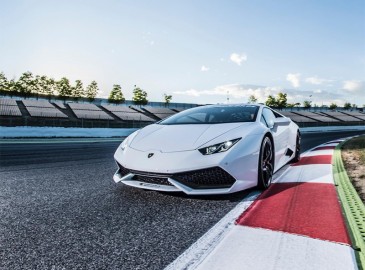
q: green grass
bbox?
[334,140,365,269]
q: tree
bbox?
[343,102,351,110]
[72,80,84,100]
[248,95,257,103]
[287,102,300,108]
[276,92,287,108]
[17,71,35,96]
[265,95,277,107]
[46,78,56,97]
[85,80,99,101]
[35,75,50,96]
[303,100,312,109]
[329,103,338,110]
[164,93,172,107]
[108,84,125,104]
[8,79,16,92]
[57,77,72,97]
[352,104,357,109]
[132,85,148,105]
[0,72,8,91]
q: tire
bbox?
[291,132,301,163]
[257,136,274,190]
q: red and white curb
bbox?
[165,139,358,270]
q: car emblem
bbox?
[148,153,154,158]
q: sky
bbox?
[0,0,364,106]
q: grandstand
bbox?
[319,111,361,122]
[0,99,22,116]
[102,104,155,122]
[142,107,176,120]
[172,108,187,112]
[291,111,339,122]
[338,111,365,121]
[1,97,365,128]
[53,101,67,109]
[68,103,114,120]
[22,99,68,118]
[279,111,317,123]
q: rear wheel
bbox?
[291,132,301,163]
[257,136,274,190]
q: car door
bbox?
[261,108,289,171]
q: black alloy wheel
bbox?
[257,136,274,189]
[291,132,301,163]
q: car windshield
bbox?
[159,105,259,125]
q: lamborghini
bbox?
[113,104,300,195]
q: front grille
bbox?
[173,167,236,189]
[116,162,235,190]
[132,175,173,186]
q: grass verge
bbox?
[333,139,365,269]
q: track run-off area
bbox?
[0,130,364,269]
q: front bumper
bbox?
[113,162,237,195]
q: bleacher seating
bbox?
[292,111,339,122]
[129,106,144,113]
[22,99,55,108]
[0,98,22,116]
[68,103,113,120]
[142,107,176,120]
[341,111,365,121]
[102,105,136,113]
[279,111,317,122]
[103,104,155,122]
[111,112,155,121]
[320,111,361,122]
[0,98,18,106]
[1,97,365,128]
[172,108,186,112]
[68,103,101,111]
[22,99,67,118]
[53,102,67,109]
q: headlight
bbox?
[198,138,241,155]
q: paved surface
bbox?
[0,130,364,270]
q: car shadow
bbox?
[157,188,255,202]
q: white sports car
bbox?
[113,104,300,195]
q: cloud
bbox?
[201,65,209,72]
[305,76,332,85]
[230,53,247,66]
[286,73,301,88]
[343,80,364,92]
[174,89,203,97]
[174,84,282,100]
[173,83,347,105]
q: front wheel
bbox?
[257,136,274,190]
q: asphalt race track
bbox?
[0,130,364,269]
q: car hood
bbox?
[129,122,254,152]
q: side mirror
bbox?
[273,117,291,127]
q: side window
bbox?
[262,108,276,128]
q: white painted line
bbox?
[163,191,261,270]
[274,164,334,184]
[195,226,358,270]
[302,149,334,157]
